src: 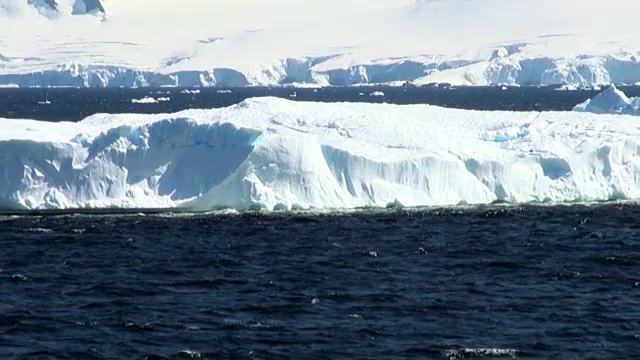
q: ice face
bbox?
[1,97,639,211]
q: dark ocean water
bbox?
[3,85,640,122]
[1,205,639,359]
[1,87,639,359]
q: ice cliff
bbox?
[1,97,639,211]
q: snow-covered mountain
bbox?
[1,0,639,88]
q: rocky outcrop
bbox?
[73,0,104,14]
[26,0,104,15]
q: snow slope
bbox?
[1,0,640,87]
[574,86,640,115]
[2,97,640,211]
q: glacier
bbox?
[2,97,640,211]
[1,0,640,88]
[574,86,640,115]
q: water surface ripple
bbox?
[1,204,639,359]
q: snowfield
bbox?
[1,0,639,87]
[1,97,639,211]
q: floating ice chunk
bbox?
[131,96,170,104]
[572,85,640,115]
[131,96,158,104]
[573,85,631,114]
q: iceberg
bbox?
[1,0,640,88]
[1,97,640,211]
[131,96,170,104]
[573,86,640,115]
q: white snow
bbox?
[1,97,640,211]
[574,86,640,115]
[1,0,639,87]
